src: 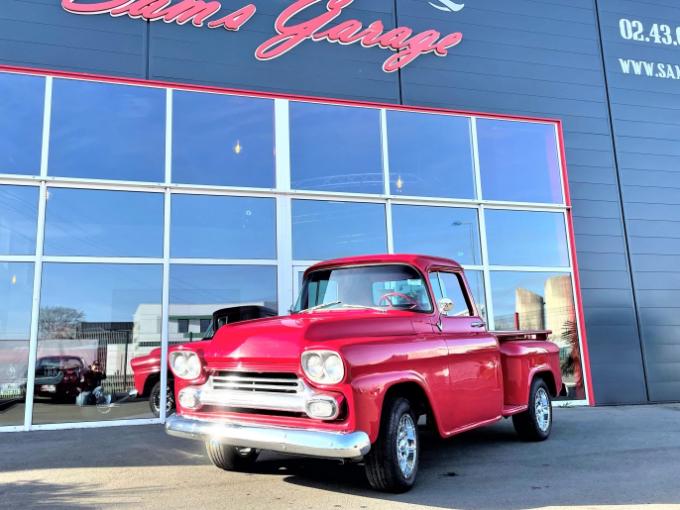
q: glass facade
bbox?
[0,70,586,429]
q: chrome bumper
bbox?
[165,415,371,460]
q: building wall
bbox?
[2,0,678,404]
[597,0,680,402]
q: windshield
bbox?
[293,264,432,313]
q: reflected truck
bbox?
[130,305,277,417]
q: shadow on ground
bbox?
[1,405,679,510]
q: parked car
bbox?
[165,254,564,492]
[131,305,278,417]
[34,355,88,402]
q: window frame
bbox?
[0,66,591,433]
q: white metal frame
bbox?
[0,72,589,432]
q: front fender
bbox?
[351,371,440,443]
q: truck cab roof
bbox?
[306,254,463,275]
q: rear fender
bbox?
[501,341,562,407]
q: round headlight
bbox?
[306,353,324,379]
[301,351,344,385]
[170,351,202,380]
[324,355,344,381]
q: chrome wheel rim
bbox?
[535,387,551,432]
[396,414,417,478]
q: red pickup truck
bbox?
[166,254,564,492]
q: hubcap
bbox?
[153,388,174,415]
[396,414,417,478]
[534,387,551,432]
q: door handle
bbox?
[471,322,486,328]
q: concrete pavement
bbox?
[0,404,679,510]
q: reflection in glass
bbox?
[477,119,563,204]
[0,72,44,176]
[387,111,474,198]
[292,200,387,260]
[169,265,277,345]
[33,264,162,424]
[49,79,165,182]
[465,270,486,320]
[171,195,276,259]
[485,210,569,267]
[290,103,383,194]
[44,188,164,257]
[0,263,34,426]
[392,205,481,265]
[0,185,39,255]
[173,91,275,188]
[491,271,584,399]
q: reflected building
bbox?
[515,288,545,330]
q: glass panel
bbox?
[49,79,165,182]
[486,210,569,267]
[477,119,563,204]
[169,265,278,345]
[292,200,387,260]
[173,91,275,188]
[387,111,474,198]
[0,73,44,176]
[33,264,162,424]
[432,272,472,316]
[491,271,585,400]
[290,103,383,194]
[0,185,39,256]
[0,263,34,426]
[44,188,164,257]
[171,195,276,259]
[392,205,481,265]
[466,270,486,320]
[294,264,431,313]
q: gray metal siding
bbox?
[396,0,647,403]
[598,0,680,402]
[0,0,146,77]
[4,0,679,403]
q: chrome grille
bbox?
[210,371,302,394]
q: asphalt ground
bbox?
[1,404,679,510]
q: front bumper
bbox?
[165,415,371,460]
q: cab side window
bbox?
[430,272,473,317]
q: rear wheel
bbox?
[205,441,260,471]
[364,397,419,493]
[513,378,552,441]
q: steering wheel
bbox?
[378,292,419,308]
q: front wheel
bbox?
[364,397,419,493]
[149,381,174,418]
[205,441,260,471]
[513,378,552,441]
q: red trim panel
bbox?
[0,63,594,404]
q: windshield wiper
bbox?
[299,301,342,313]
[337,303,386,312]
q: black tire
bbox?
[205,441,260,471]
[148,381,174,418]
[513,378,552,441]
[364,397,419,493]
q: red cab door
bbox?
[430,271,503,432]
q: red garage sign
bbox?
[61,0,464,72]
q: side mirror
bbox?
[438,298,454,317]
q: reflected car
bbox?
[34,356,87,402]
[0,356,28,409]
[131,305,278,417]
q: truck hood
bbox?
[200,311,420,369]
